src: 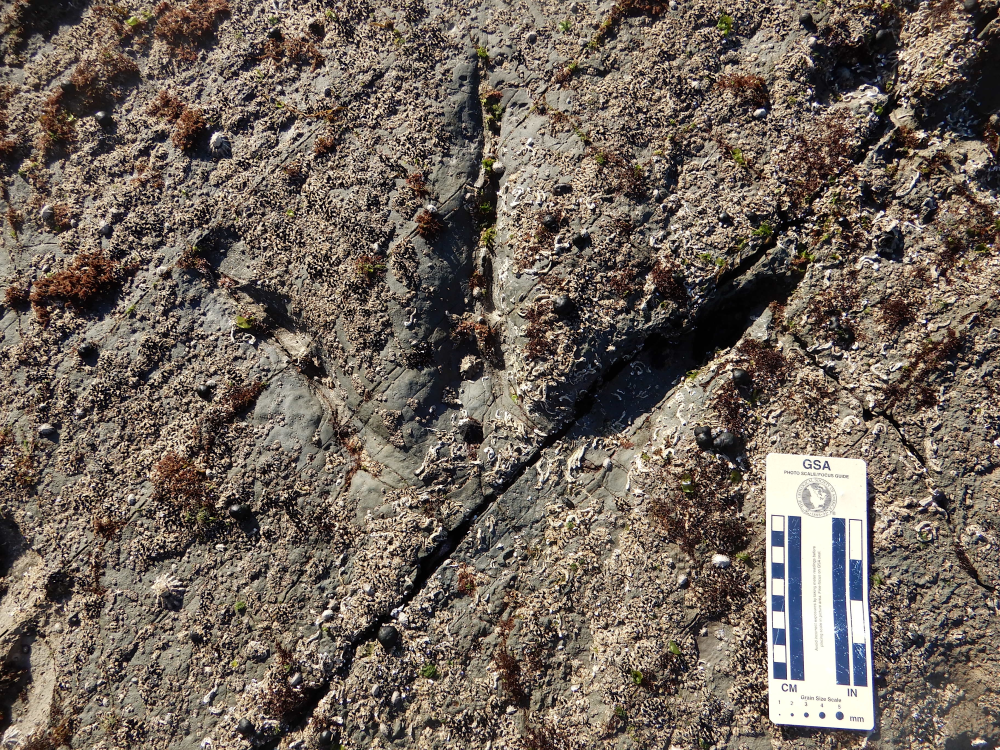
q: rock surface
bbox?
[0,0,998,749]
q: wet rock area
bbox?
[0,0,999,748]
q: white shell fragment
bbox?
[712,554,731,568]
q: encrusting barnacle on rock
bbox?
[151,574,186,610]
[209,131,231,158]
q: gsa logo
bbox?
[796,478,837,517]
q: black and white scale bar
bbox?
[849,519,868,687]
[771,514,788,680]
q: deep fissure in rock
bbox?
[263,235,823,744]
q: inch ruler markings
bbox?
[766,453,875,731]
[849,518,868,687]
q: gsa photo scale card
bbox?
[765,453,875,731]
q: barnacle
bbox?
[151,573,186,610]
[208,131,231,158]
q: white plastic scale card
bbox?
[765,453,875,731]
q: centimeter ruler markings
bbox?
[766,454,875,731]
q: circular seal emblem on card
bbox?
[796,478,837,517]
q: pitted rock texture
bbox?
[0,0,998,749]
